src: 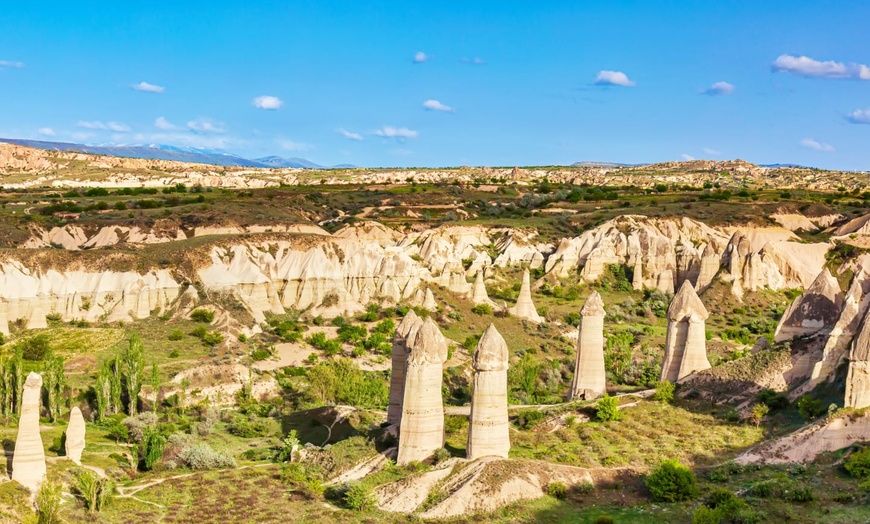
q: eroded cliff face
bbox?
[0,216,837,336]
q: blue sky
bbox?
[1,1,868,169]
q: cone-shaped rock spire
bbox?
[467,324,510,460]
[696,243,720,292]
[508,269,543,323]
[397,317,448,465]
[569,292,607,400]
[774,268,843,343]
[11,372,47,491]
[660,282,711,382]
[471,271,492,306]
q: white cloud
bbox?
[702,81,735,95]
[681,154,696,161]
[413,51,430,63]
[800,138,835,152]
[462,57,485,65]
[77,120,131,132]
[154,117,177,130]
[847,108,870,124]
[37,127,55,137]
[772,54,870,80]
[71,132,95,141]
[594,70,636,87]
[337,128,363,141]
[252,95,283,110]
[187,118,227,133]
[423,99,455,113]
[278,139,314,152]
[374,126,419,139]
[0,60,25,69]
[703,147,722,156]
[131,81,165,93]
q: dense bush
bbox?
[645,459,698,502]
[168,329,184,341]
[190,308,215,323]
[515,409,545,429]
[546,481,568,500]
[471,303,493,315]
[757,389,789,410]
[595,394,622,422]
[796,395,825,420]
[343,482,376,511]
[845,447,870,478]
[19,334,51,361]
[227,414,278,438]
[653,380,675,404]
[176,442,237,470]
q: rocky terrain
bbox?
[2,144,870,523]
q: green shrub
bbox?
[36,480,63,524]
[168,329,184,341]
[515,409,545,429]
[547,481,568,500]
[251,348,271,361]
[692,506,723,524]
[200,331,224,347]
[796,395,825,420]
[845,447,870,478]
[190,308,215,323]
[645,459,698,502]
[227,414,278,438]
[19,334,51,361]
[343,481,376,511]
[595,394,622,422]
[653,380,675,403]
[757,388,789,410]
[471,303,493,315]
[73,468,115,512]
[176,442,236,470]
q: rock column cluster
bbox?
[466,324,511,460]
[396,318,449,465]
[569,292,607,400]
[11,372,47,492]
[660,281,711,382]
[846,297,870,409]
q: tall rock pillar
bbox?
[660,282,711,382]
[397,317,449,465]
[569,292,607,400]
[65,406,86,465]
[387,310,422,426]
[466,324,510,460]
[11,372,47,491]
[845,301,870,409]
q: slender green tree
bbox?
[13,345,24,416]
[94,360,113,420]
[109,359,122,416]
[149,363,160,412]
[120,334,145,415]
[41,349,67,422]
[0,357,12,417]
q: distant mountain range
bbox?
[0,138,353,169]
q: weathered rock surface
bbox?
[569,292,606,400]
[509,269,543,323]
[845,299,870,409]
[11,372,47,491]
[774,268,842,343]
[467,325,510,460]
[661,282,711,382]
[397,318,448,465]
[65,406,86,465]
[471,270,494,306]
[387,310,423,425]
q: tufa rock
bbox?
[660,282,711,382]
[508,269,543,323]
[11,372,47,491]
[65,406,86,465]
[774,268,842,343]
[397,318,448,465]
[845,300,870,409]
[568,292,607,400]
[387,310,423,425]
[467,324,511,460]
[471,271,493,306]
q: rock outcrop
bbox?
[471,271,493,306]
[397,318,449,465]
[467,325,510,460]
[508,270,543,323]
[661,282,711,382]
[845,301,870,409]
[65,406,86,465]
[568,292,606,400]
[774,268,843,343]
[11,372,47,491]
[696,243,720,291]
[387,310,423,425]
